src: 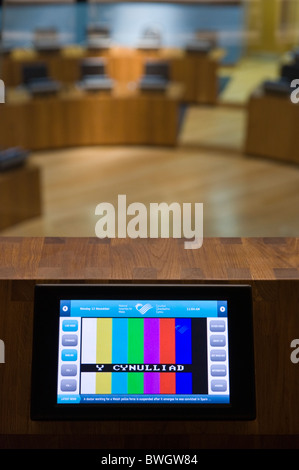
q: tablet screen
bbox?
[57,299,230,406]
[31,284,256,420]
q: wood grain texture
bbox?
[0,237,298,280]
[0,237,299,448]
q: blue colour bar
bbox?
[175,318,192,364]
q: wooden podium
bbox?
[0,237,299,449]
[245,88,299,164]
[0,164,42,231]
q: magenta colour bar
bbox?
[144,318,160,394]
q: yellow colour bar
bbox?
[96,372,112,394]
[96,318,113,394]
[96,318,112,363]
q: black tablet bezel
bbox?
[30,283,256,421]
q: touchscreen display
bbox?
[57,299,230,406]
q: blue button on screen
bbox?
[62,320,78,332]
[61,349,77,361]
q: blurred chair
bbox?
[185,30,217,54]
[195,30,218,47]
[0,147,29,172]
[261,45,299,96]
[22,62,61,95]
[77,57,114,91]
[185,37,214,54]
[33,28,61,52]
[262,78,292,96]
[139,60,170,91]
[292,47,299,63]
[86,25,111,49]
[137,27,162,50]
[281,63,299,83]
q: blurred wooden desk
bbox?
[0,83,184,150]
[245,88,299,164]
[0,164,42,230]
[0,237,299,448]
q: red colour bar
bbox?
[160,373,176,394]
[159,318,176,394]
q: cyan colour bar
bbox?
[112,318,128,363]
[111,318,129,394]
[112,372,128,394]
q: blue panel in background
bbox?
[3,4,78,49]
[1,2,245,64]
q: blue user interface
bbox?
[57,299,230,405]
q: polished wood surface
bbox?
[0,164,42,231]
[245,88,299,164]
[0,236,298,280]
[0,237,299,448]
[2,131,299,239]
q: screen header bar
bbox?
[60,299,227,318]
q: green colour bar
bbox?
[128,318,144,364]
[128,372,144,395]
[128,318,144,394]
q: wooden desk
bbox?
[245,88,299,164]
[0,84,183,150]
[0,237,299,449]
[0,164,42,230]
